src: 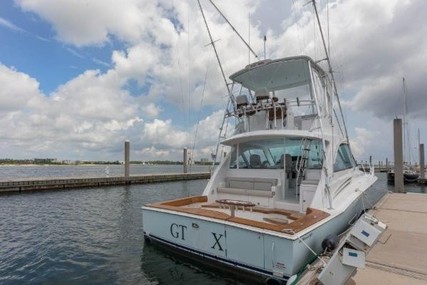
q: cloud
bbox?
[0,63,222,160]
[3,0,426,162]
[0,16,50,42]
[326,0,427,120]
[142,103,162,118]
[0,65,42,111]
[0,17,26,33]
[350,127,379,160]
[16,0,182,47]
[143,119,188,149]
[66,47,85,59]
[92,57,110,67]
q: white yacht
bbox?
[142,56,377,283]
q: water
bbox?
[0,170,424,285]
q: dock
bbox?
[295,192,427,285]
[351,193,427,284]
[0,172,210,194]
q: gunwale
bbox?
[148,195,330,234]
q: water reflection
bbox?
[141,245,248,285]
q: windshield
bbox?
[229,138,323,170]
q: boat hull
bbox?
[387,171,419,184]
[142,188,375,282]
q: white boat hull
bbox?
[142,188,373,281]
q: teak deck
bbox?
[149,195,330,234]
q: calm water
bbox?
[0,169,424,285]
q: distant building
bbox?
[34,158,57,164]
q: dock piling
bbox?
[124,140,130,178]
[183,148,188,174]
[393,118,404,192]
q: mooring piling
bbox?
[393,118,404,192]
[124,140,130,178]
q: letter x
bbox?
[211,232,224,251]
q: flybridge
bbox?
[226,56,334,133]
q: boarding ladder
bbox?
[212,94,240,168]
[295,138,312,196]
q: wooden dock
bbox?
[351,193,427,284]
[0,172,210,194]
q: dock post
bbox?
[393,119,404,192]
[386,158,389,171]
[183,147,188,174]
[420,143,425,180]
[124,140,130,178]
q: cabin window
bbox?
[228,138,324,170]
[306,140,323,169]
[333,144,356,172]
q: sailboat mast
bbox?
[402,77,411,164]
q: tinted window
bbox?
[334,144,356,172]
[229,138,323,170]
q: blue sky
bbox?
[0,2,118,93]
[0,0,426,163]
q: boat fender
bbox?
[321,234,339,251]
[265,277,284,285]
[285,275,298,285]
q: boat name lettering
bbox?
[170,223,187,240]
[211,232,224,251]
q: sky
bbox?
[0,0,426,163]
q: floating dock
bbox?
[292,193,427,285]
[351,192,427,284]
[0,172,210,194]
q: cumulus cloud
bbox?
[0,65,42,111]
[0,64,221,160]
[350,127,379,160]
[327,0,427,120]
[1,0,425,162]
[142,103,162,118]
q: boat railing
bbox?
[227,94,320,133]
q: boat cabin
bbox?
[202,56,336,213]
